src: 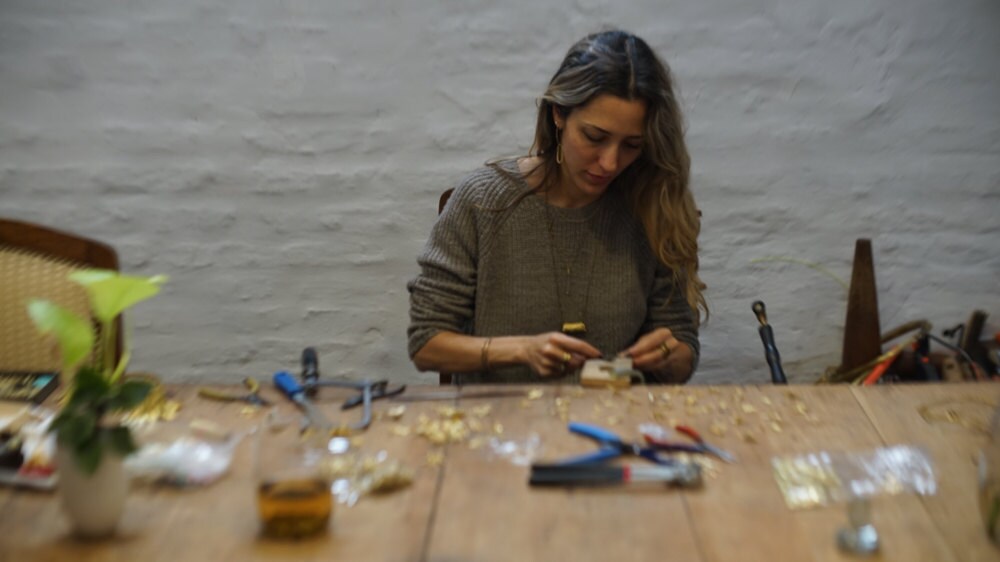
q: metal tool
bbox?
[301,347,320,398]
[642,424,736,463]
[752,300,788,384]
[292,347,406,430]
[387,388,528,403]
[959,310,992,378]
[340,381,407,409]
[297,377,406,430]
[529,462,701,487]
[553,422,681,467]
[198,377,272,406]
[272,371,334,431]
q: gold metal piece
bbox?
[426,450,444,467]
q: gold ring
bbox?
[659,342,672,359]
[562,352,572,363]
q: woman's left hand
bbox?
[624,327,693,383]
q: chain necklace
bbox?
[543,191,600,336]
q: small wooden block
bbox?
[580,359,632,389]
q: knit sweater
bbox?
[407,159,700,384]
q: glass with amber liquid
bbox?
[254,413,333,539]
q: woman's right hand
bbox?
[521,332,602,377]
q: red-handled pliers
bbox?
[642,425,736,463]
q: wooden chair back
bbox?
[0,218,121,373]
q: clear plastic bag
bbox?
[772,445,937,509]
[126,420,244,486]
[486,433,542,466]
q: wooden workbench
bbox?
[0,383,997,562]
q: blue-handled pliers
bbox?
[555,422,679,466]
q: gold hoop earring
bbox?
[555,130,564,164]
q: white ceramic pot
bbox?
[55,444,129,539]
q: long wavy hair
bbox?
[527,30,708,323]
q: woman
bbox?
[407,29,708,384]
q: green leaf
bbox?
[69,271,167,326]
[73,436,102,475]
[52,411,97,448]
[106,426,139,456]
[49,412,76,440]
[65,269,116,286]
[65,365,112,408]
[73,365,111,392]
[69,268,118,287]
[108,380,152,411]
[26,300,94,374]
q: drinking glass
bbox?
[254,413,333,539]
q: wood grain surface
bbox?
[0,383,997,562]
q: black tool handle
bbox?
[758,325,788,385]
[753,301,788,384]
[529,464,624,487]
[301,347,319,398]
[752,300,768,326]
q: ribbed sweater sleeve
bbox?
[643,263,701,378]
[407,168,498,358]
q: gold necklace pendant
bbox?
[562,322,587,335]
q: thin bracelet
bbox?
[481,337,492,371]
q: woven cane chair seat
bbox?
[0,219,119,373]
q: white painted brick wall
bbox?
[1,0,997,384]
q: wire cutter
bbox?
[197,377,272,406]
[555,422,680,466]
[641,424,736,463]
[340,380,407,409]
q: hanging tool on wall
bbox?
[752,301,788,384]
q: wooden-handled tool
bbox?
[753,301,788,384]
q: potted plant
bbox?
[27,269,166,538]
